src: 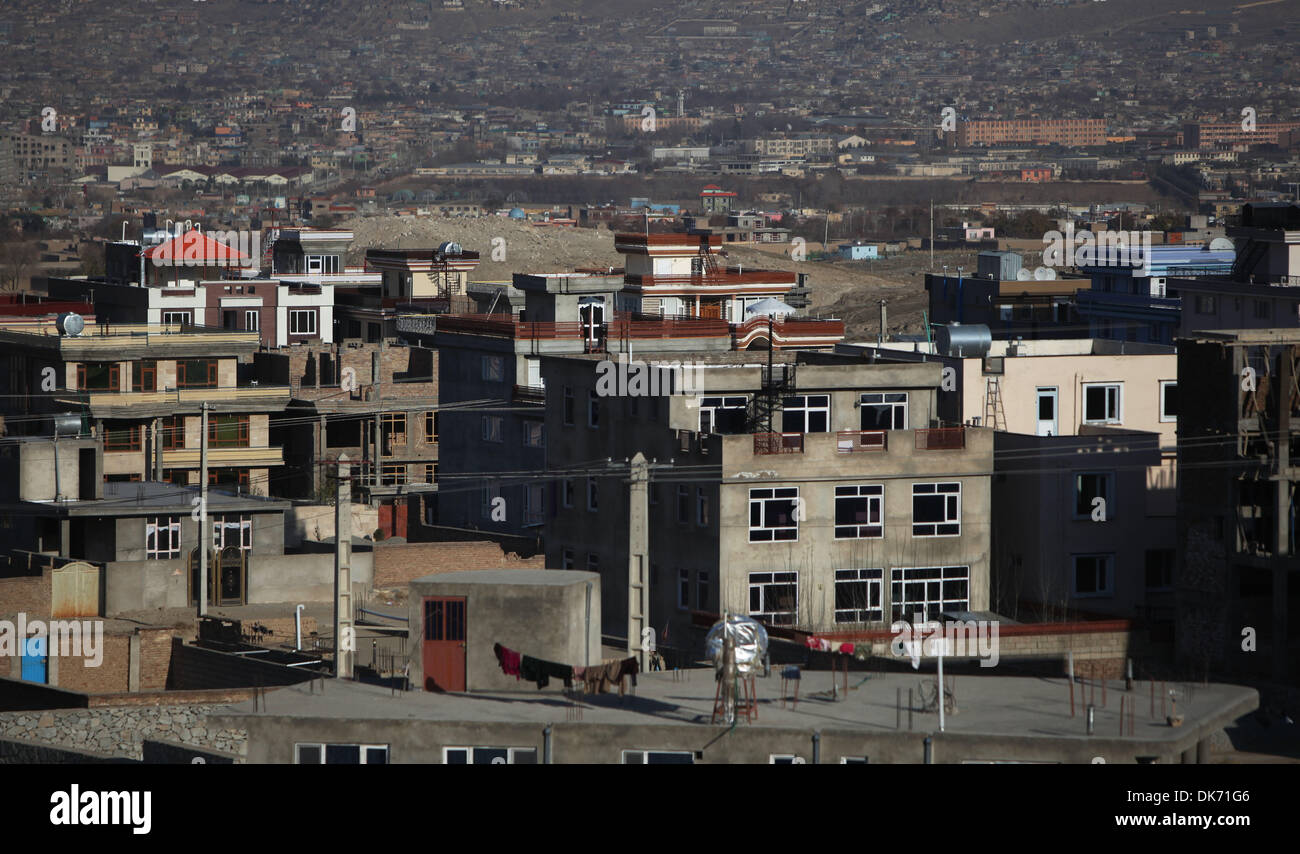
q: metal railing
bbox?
[836,430,887,452]
[754,432,804,454]
[914,426,966,450]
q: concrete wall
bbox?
[0,703,248,761]
[374,540,544,588]
[407,571,600,692]
[285,503,378,547]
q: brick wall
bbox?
[56,633,130,694]
[373,540,545,587]
[0,570,51,615]
[138,627,174,692]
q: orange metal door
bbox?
[422,596,466,692]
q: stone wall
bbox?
[0,705,247,761]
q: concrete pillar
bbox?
[334,455,354,679]
[128,631,141,692]
[59,519,70,558]
[1181,746,1196,764]
[1196,738,1211,764]
[47,643,59,687]
[627,453,648,671]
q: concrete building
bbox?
[955,119,1106,148]
[407,570,600,693]
[0,320,288,494]
[1176,329,1300,681]
[1184,120,1300,150]
[925,270,1088,339]
[541,351,993,650]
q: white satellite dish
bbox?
[1208,237,1234,251]
[1016,269,1032,281]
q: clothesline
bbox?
[805,637,856,656]
[493,642,639,695]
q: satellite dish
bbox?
[57,313,85,337]
[1016,269,1032,280]
[1209,237,1234,251]
[1033,267,1053,280]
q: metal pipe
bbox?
[1087,704,1095,735]
[811,731,820,765]
[295,604,305,651]
[543,725,553,765]
[923,736,932,764]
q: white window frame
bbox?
[1159,380,1177,423]
[212,515,252,551]
[1082,382,1122,425]
[698,395,748,433]
[781,393,830,433]
[1072,554,1114,598]
[859,392,908,430]
[244,309,259,331]
[295,743,389,764]
[835,484,883,539]
[162,310,192,326]
[749,487,799,542]
[769,754,806,764]
[145,516,181,559]
[912,482,961,537]
[748,570,798,625]
[289,309,317,335]
[442,746,538,764]
[889,565,970,622]
[621,749,695,764]
[834,568,884,623]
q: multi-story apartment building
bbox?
[1183,121,1300,150]
[955,119,1106,148]
[0,132,75,178]
[0,320,288,495]
[541,351,992,648]
[1177,329,1299,681]
[744,135,835,158]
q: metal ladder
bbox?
[984,376,1006,431]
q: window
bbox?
[1082,383,1122,424]
[1254,299,1271,320]
[162,310,192,326]
[522,421,544,448]
[382,413,406,448]
[208,414,250,448]
[132,360,156,392]
[1074,472,1114,519]
[835,568,883,623]
[423,463,436,484]
[1159,381,1177,423]
[296,744,389,764]
[749,487,799,542]
[588,391,600,428]
[860,392,908,430]
[561,548,575,570]
[678,569,690,610]
[177,359,218,389]
[443,747,537,764]
[749,571,798,625]
[481,415,504,443]
[1073,554,1113,597]
[676,486,689,524]
[587,478,598,511]
[212,516,252,550]
[697,488,710,526]
[480,485,501,519]
[562,478,574,508]
[209,468,250,490]
[769,755,805,764]
[781,394,830,433]
[77,362,120,391]
[1145,549,1174,591]
[380,464,407,485]
[524,485,545,524]
[840,757,870,764]
[890,566,969,621]
[289,309,317,335]
[482,355,505,383]
[698,395,748,434]
[697,571,710,611]
[622,750,694,764]
[835,484,883,538]
[244,310,260,332]
[587,553,599,574]
[912,483,960,536]
[563,386,574,426]
[103,422,143,452]
[145,516,181,559]
[424,411,438,443]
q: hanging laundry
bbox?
[493,643,522,678]
[583,656,639,695]
[520,655,573,689]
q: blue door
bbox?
[20,636,47,683]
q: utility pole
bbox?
[929,199,934,271]
[627,453,649,671]
[335,454,354,679]
[198,402,209,617]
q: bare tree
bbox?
[0,240,38,291]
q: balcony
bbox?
[836,430,887,452]
[915,427,966,450]
[512,384,546,404]
[162,446,285,468]
[732,315,845,349]
[754,432,804,455]
[57,385,291,414]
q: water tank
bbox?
[934,323,992,358]
[45,413,83,437]
[508,207,527,220]
[56,313,85,337]
[437,241,462,256]
[704,614,769,676]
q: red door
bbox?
[422,596,467,692]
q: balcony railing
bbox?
[754,432,804,455]
[915,426,966,450]
[836,430,887,452]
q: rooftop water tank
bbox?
[934,323,992,358]
[704,614,769,676]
